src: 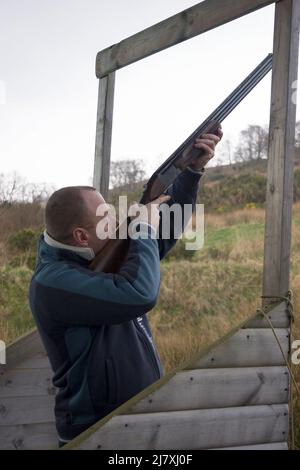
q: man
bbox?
[29,129,222,446]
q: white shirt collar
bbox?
[43,230,95,261]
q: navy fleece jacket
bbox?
[29,168,203,440]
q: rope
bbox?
[256,290,299,449]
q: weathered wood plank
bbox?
[186,329,289,369]
[127,367,289,414]
[70,404,288,450]
[95,0,277,78]
[93,73,115,199]
[13,353,50,370]
[0,395,55,426]
[0,329,44,373]
[263,0,300,300]
[0,423,57,450]
[214,442,288,450]
[244,302,290,328]
[0,368,56,398]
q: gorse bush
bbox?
[163,237,197,262]
[199,172,267,211]
[0,202,44,242]
[0,265,34,343]
[7,228,40,269]
[8,228,39,252]
[199,168,300,212]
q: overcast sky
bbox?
[0,0,299,189]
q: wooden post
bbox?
[93,73,115,199]
[263,0,300,303]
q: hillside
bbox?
[108,149,300,212]
[203,147,300,183]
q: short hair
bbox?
[45,186,96,243]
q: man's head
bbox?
[45,186,111,254]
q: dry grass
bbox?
[204,206,266,229]
[291,278,300,449]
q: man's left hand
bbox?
[189,125,223,171]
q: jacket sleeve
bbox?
[33,225,161,327]
[157,167,204,260]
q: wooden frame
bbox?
[93,0,300,308]
[93,73,115,200]
[95,0,277,78]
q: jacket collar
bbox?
[37,232,94,266]
[43,230,95,261]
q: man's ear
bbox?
[72,227,89,246]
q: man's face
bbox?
[74,190,116,254]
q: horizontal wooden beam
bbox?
[0,423,57,450]
[96,0,277,78]
[0,329,42,372]
[188,328,289,369]
[72,404,288,450]
[214,442,288,450]
[129,366,288,414]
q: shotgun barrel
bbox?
[90,54,273,272]
[139,53,272,204]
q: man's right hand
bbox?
[130,194,171,232]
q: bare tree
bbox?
[0,172,53,205]
[110,159,146,189]
[0,172,24,204]
[234,124,269,162]
[220,139,233,165]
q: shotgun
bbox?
[90,53,273,273]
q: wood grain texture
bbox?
[0,368,56,398]
[214,441,288,450]
[0,423,57,450]
[127,366,289,414]
[186,329,289,369]
[0,395,55,426]
[13,353,50,370]
[244,302,290,328]
[0,329,43,373]
[72,404,288,450]
[263,0,300,300]
[95,0,276,77]
[93,73,115,199]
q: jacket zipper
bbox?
[134,319,161,377]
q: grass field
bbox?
[0,202,299,448]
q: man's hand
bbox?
[129,194,171,233]
[189,125,223,171]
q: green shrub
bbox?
[199,168,300,213]
[6,228,39,269]
[164,237,197,262]
[199,173,267,212]
[8,228,39,252]
[0,266,34,343]
[8,253,37,270]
